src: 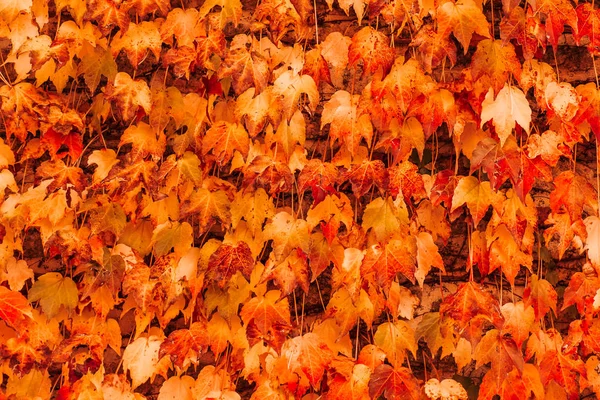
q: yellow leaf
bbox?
[28,272,79,318]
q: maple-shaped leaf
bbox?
[105,72,152,121]
[263,211,310,260]
[302,47,332,88]
[120,122,166,160]
[240,290,291,346]
[573,82,600,139]
[320,32,351,88]
[499,6,547,60]
[297,159,339,201]
[36,159,86,193]
[28,272,79,319]
[348,26,395,77]
[231,188,274,236]
[362,238,416,288]
[488,224,533,287]
[160,8,203,47]
[410,25,458,74]
[440,281,504,329]
[368,364,421,399]
[530,0,577,50]
[538,340,586,399]
[123,335,164,389]
[415,231,445,287]
[87,149,120,184]
[151,221,193,257]
[471,39,521,94]
[480,84,531,145]
[501,301,535,348]
[198,0,242,27]
[218,35,270,95]
[362,197,409,243]
[437,0,490,53]
[85,0,130,33]
[327,364,371,400]
[122,0,170,17]
[544,212,586,260]
[273,70,319,120]
[39,128,83,161]
[236,87,283,137]
[207,242,254,288]
[526,130,568,166]
[160,321,209,369]
[149,76,184,133]
[158,376,194,400]
[374,321,417,367]
[111,21,162,68]
[321,90,373,156]
[306,193,353,235]
[574,4,600,54]
[474,329,524,377]
[181,188,231,234]
[0,0,31,23]
[523,274,558,320]
[562,266,600,315]
[0,286,33,329]
[451,176,501,226]
[344,159,388,198]
[550,171,597,221]
[264,249,309,295]
[388,160,427,203]
[202,121,249,165]
[241,156,294,195]
[281,332,334,391]
[325,287,374,336]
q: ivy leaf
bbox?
[0,286,33,328]
[151,221,194,257]
[348,26,395,77]
[523,274,558,320]
[368,364,421,399]
[440,281,504,330]
[471,39,521,94]
[480,84,531,146]
[105,72,152,121]
[374,321,417,367]
[111,21,162,68]
[207,242,255,288]
[321,90,373,156]
[28,272,79,319]
[437,0,491,53]
[202,121,249,165]
[451,176,502,226]
[123,335,164,389]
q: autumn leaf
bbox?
[28,272,78,319]
[451,176,501,225]
[123,335,164,389]
[480,84,531,145]
[374,320,417,367]
[368,364,421,399]
[524,274,558,320]
[105,72,152,121]
[437,0,491,53]
[0,286,33,328]
[440,281,504,329]
[202,121,249,165]
[321,90,373,156]
[207,242,255,288]
[348,26,395,77]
